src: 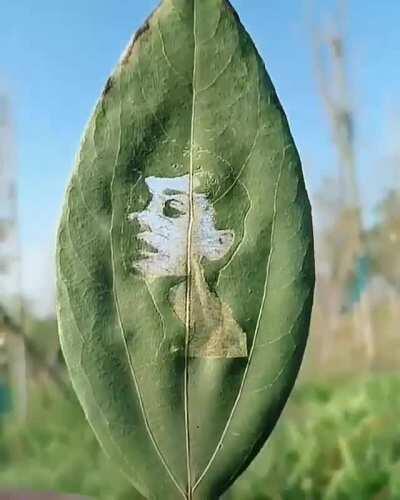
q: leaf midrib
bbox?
[184,0,198,497]
[193,144,285,493]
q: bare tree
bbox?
[0,91,29,419]
[0,92,72,405]
[310,0,375,363]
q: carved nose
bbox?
[127,213,151,233]
[138,220,152,233]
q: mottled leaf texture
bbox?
[56,1,315,499]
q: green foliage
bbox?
[228,374,400,500]
[56,0,314,498]
[1,376,399,499]
[0,389,142,500]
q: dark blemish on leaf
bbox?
[133,17,151,45]
[121,10,155,66]
[102,77,114,97]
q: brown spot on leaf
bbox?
[121,11,155,66]
[133,18,151,45]
[102,76,114,97]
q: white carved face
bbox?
[128,175,234,278]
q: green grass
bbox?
[1,374,399,500]
[228,374,400,500]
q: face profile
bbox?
[128,174,247,359]
[129,175,234,278]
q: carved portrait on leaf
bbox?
[128,174,247,359]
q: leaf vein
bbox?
[193,143,286,492]
[183,1,198,496]
[109,81,186,497]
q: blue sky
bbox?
[1,0,399,314]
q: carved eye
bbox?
[163,199,185,218]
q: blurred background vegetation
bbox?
[0,0,399,498]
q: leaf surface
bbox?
[56,1,315,498]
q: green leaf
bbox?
[56,1,315,499]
